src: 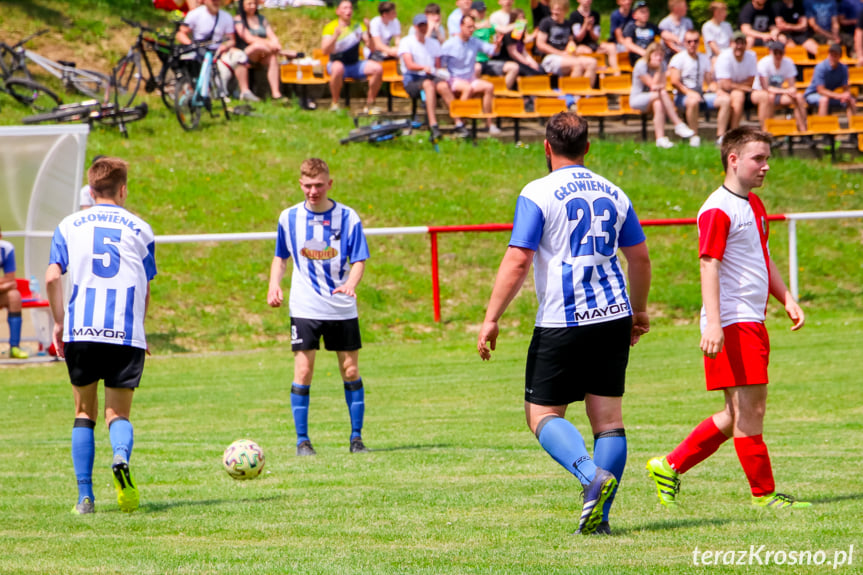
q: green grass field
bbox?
[2,316,861,574]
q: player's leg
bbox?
[326,318,368,453]
[586,396,625,534]
[291,317,321,455]
[71,379,98,514]
[103,344,144,512]
[1,291,28,359]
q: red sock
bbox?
[734,434,775,497]
[667,416,729,474]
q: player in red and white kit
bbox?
[647,127,811,510]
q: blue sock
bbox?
[72,418,95,503]
[536,416,596,486]
[8,312,22,348]
[594,429,627,522]
[108,417,134,462]
[291,383,311,445]
[343,379,364,440]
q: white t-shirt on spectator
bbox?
[184,6,236,50]
[369,16,402,47]
[658,15,694,46]
[668,51,711,92]
[714,47,758,84]
[398,34,442,77]
[490,10,512,30]
[753,54,797,90]
[701,20,733,58]
[79,185,95,208]
[447,9,464,37]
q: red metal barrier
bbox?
[429,215,787,322]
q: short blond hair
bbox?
[88,157,128,198]
[300,158,330,179]
[549,0,569,11]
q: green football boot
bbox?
[646,456,681,508]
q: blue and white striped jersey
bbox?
[0,239,16,274]
[509,164,646,328]
[49,205,157,349]
[275,200,370,320]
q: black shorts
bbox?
[291,317,362,352]
[524,316,632,406]
[404,79,428,99]
[788,32,810,46]
[480,60,506,76]
[64,342,145,389]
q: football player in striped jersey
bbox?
[46,157,156,515]
[478,112,652,535]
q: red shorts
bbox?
[704,322,770,391]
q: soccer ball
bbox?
[223,439,265,480]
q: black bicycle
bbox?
[22,99,149,133]
[114,18,186,110]
[340,119,420,144]
[0,33,61,110]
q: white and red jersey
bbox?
[697,186,771,330]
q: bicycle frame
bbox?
[193,49,215,104]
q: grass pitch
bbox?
[2,317,861,574]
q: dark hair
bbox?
[460,13,475,25]
[509,8,525,23]
[425,2,441,14]
[378,1,395,15]
[88,157,128,198]
[546,113,589,159]
[720,127,772,171]
[237,0,260,38]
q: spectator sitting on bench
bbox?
[630,43,696,148]
[472,1,520,84]
[535,0,598,83]
[658,0,694,61]
[399,13,455,142]
[702,1,733,66]
[448,0,473,37]
[622,0,661,67]
[490,0,517,35]
[370,2,402,61]
[322,0,384,114]
[775,0,819,57]
[440,14,502,135]
[177,0,259,102]
[738,0,780,49]
[410,3,448,42]
[804,43,856,121]
[806,0,840,47]
[669,29,725,147]
[838,0,860,57]
[714,31,758,144]
[234,0,289,100]
[493,9,544,90]
[609,0,634,64]
[570,0,620,72]
[0,226,27,360]
[751,41,808,132]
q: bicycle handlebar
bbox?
[14,29,49,49]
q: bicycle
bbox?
[22,99,149,131]
[0,35,61,110]
[173,45,231,131]
[340,118,420,145]
[3,30,111,99]
[113,18,186,110]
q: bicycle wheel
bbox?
[174,75,201,131]
[159,65,181,111]
[68,68,111,100]
[22,102,95,124]
[113,53,142,107]
[5,77,62,111]
[210,71,230,121]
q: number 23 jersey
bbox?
[509,165,646,328]
[50,204,157,349]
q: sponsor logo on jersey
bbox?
[554,172,620,201]
[72,327,127,340]
[301,238,338,260]
[573,301,630,322]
